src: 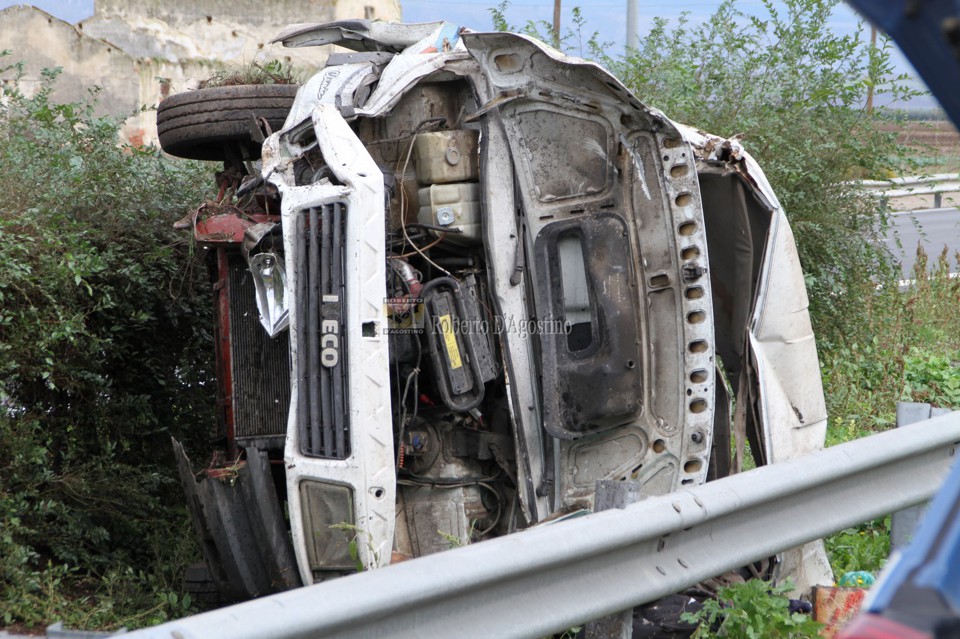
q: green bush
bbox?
[902,347,960,407]
[820,245,960,432]
[0,58,214,628]
[825,517,891,577]
[680,579,823,638]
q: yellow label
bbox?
[438,314,463,370]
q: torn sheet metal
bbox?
[274,20,463,54]
[681,124,830,591]
[679,124,827,463]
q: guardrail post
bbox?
[892,402,951,548]
[935,192,943,209]
[585,480,643,639]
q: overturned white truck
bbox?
[159,19,830,610]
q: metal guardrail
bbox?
[126,413,960,639]
[858,173,960,210]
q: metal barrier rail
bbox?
[128,413,960,639]
[858,173,960,209]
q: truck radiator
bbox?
[227,253,291,443]
[295,203,350,459]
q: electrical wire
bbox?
[391,234,446,259]
[395,121,452,277]
[395,325,422,468]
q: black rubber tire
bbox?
[157,84,299,161]
[183,561,228,608]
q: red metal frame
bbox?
[213,247,238,459]
[195,210,277,245]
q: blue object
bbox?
[859,451,960,631]
[846,0,960,128]
[839,571,877,588]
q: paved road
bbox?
[883,207,960,279]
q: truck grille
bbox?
[295,203,350,459]
[228,254,291,443]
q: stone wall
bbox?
[0,0,401,145]
[1,6,139,118]
[93,0,389,29]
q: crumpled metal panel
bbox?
[473,106,552,521]
[173,439,301,600]
[677,124,828,464]
[464,31,716,510]
[274,20,457,54]
[282,62,379,127]
[748,215,827,461]
[679,124,831,591]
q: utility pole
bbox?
[553,0,561,49]
[626,0,640,51]
[867,24,877,113]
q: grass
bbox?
[196,60,302,89]
[1,515,203,632]
[823,247,960,428]
[825,517,891,578]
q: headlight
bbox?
[250,252,289,337]
[299,480,356,571]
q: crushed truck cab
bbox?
[161,19,829,602]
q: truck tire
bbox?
[157,84,299,161]
[183,561,227,608]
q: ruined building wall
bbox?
[0,0,401,145]
[0,6,138,118]
[93,0,391,29]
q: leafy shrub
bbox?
[821,245,960,433]
[680,579,823,638]
[902,348,960,407]
[0,57,214,627]
[825,517,891,577]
